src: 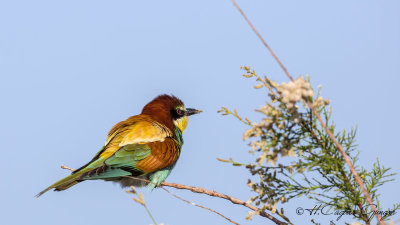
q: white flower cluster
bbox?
[278,76,314,108]
[312,96,331,108]
[240,75,330,168]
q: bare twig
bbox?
[161,187,240,225]
[121,176,285,224]
[161,182,287,225]
[61,165,75,172]
[230,0,384,224]
[60,162,285,225]
[60,165,241,225]
[121,176,243,225]
[126,187,158,225]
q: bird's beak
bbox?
[186,108,202,116]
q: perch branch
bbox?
[161,182,287,225]
[162,187,240,225]
[125,178,242,225]
[60,166,241,225]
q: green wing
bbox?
[81,144,151,180]
[35,144,152,197]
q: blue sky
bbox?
[1,1,399,224]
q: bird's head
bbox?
[142,94,202,133]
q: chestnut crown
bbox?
[141,94,202,133]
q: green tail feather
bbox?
[35,168,90,197]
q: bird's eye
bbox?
[176,109,183,116]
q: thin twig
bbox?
[60,163,284,225]
[161,182,287,225]
[60,165,240,224]
[231,0,293,81]
[127,187,158,224]
[123,176,243,225]
[138,194,158,225]
[122,176,285,224]
[61,165,75,172]
[161,187,240,225]
[230,0,384,224]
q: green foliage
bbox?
[218,67,399,224]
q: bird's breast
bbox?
[135,138,181,173]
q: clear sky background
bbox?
[1,1,399,225]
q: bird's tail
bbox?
[35,168,91,197]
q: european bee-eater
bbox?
[37,94,201,197]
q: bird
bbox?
[36,94,202,197]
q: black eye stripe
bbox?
[177,109,182,115]
[171,108,185,120]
